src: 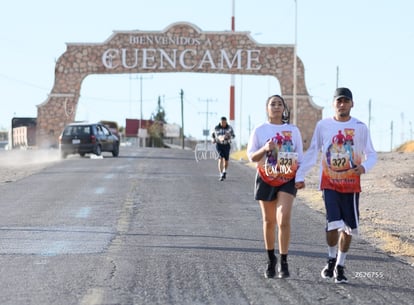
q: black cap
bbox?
[220,116,227,121]
[334,87,353,100]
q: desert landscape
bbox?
[1,144,413,266]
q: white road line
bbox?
[76,207,91,218]
[94,187,105,194]
[80,288,104,305]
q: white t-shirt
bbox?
[247,122,303,186]
[296,116,377,193]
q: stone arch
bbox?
[37,22,322,148]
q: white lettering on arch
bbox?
[246,50,261,70]
[198,50,216,69]
[179,49,196,69]
[142,48,157,69]
[121,48,138,68]
[220,49,242,69]
[159,49,177,69]
[102,49,120,69]
[102,47,262,71]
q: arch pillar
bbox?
[37,94,78,147]
[277,57,322,148]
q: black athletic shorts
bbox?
[323,189,360,234]
[216,143,231,160]
[254,173,297,201]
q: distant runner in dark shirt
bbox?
[211,116,235,181]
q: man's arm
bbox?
[211,128,217,143]
[295,122,322,186]
[230,126,235,139]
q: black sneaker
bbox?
[264,257,277,279]
[222,172,226,180]
[334,265,348,284]
[278,261,290,278]
[219,175,224,181]
[321,258,336,279]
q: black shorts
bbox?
[216,143,231,160]
[323,189,360,234]
[254,173,297,201]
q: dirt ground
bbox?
[0,149,61,184]
[1,147,414,266]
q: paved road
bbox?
[0,147,412,305]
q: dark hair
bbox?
[266,94,290,123]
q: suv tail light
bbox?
[90,135,96,143]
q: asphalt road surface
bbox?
[0,147,412,305]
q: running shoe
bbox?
[334,265,348,284]
[219,174,224,181]
[264,258,277,279]
[278,261,290,278]
[321,258,336,279]
[222,172,226,180]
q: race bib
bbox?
[276,152,298,173]
[265,152,298,175]
[329,152,351,172]
[259,151,298,186]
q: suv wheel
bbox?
[94,145,102,156]
[112,143,119,157]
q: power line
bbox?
[0,73,50,92]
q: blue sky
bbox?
[1,0,413,152]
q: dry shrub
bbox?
[395,140,414,152]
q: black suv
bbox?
[59,122,120,158]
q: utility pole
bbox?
[139,75,153,129]
[180,89,184,149]
[368,99,372,130]
[248,115,251,139]
[130,74,152,147]
[390,120,394,151]
[401,112,405,144]
[229,0,236,131]
[336,66,339,88]
[239,75,243,150]
[199,98,217,148]
[292,0,298,125]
